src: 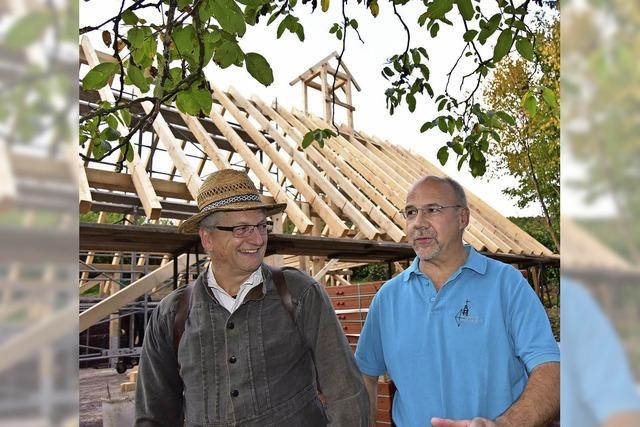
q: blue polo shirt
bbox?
[355,246,559,426]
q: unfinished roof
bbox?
[79,37,555,259]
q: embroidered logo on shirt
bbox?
[455,300,480,326]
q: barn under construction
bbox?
[78,36,559,424]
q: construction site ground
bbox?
[80,367,133,426]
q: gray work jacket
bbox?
[135,264,369,426]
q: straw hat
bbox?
[178,169,287,234]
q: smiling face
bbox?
[199,209,268,285]
[405,178,469,263]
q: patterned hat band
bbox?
[201,193,262,213]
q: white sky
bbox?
[80,1,557,218]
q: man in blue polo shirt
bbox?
[355,175,560,427]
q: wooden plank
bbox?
[294,112,406,206]
[313,258,340,281]
[289,51,338,85]
[138,91,202,199]
[179,113,231,171]
[320,65,332,122]
[303,112,412,190]
[0,140,16,208]
[255,101,404,242]
[216,85,349,237]
[80,36,162,220]
[79,254,188,332]
[206,90,313,234]
[86,168,192,200]
[78,157,92,214]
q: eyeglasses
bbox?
[401,204,462,219]
[211,221,273,238]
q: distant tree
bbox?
[76,0,558,177]
[484,16,559,249]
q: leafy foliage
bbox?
[79,0,558,176]
[483,16,559,249]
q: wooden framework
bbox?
[289,51,361,130]
[78,47,558,331]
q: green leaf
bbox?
[496,111,515,126]
[418,11,429,26]
[120,143,135,162]
[120,109,132,127]
[516,38,534,61]
[420,121,434,133]
[456,0,474,20]
[213,39,244,68]
[92,139,111,159]
[100,126,121,141]
[205,0,246,36]
[463,29,477,42]
[82,62,120,91]
[106,115,118,129]
[478,13,500,44]
[193,87,213,114]
[245,52,274,86]
[321,0,330,12]
[427,0,454,19]
[121,10,139,25]
[350,19,358,30]
[295,26,305,42]
[176,89,201,116]
[127,27,146,49]
[172,25,196,55]
[493,29,513,63]
[406,93,416,112]
[541,86,557,107]
[437,146,449,165]
[3,12,52,49]
[369,1,379,17]
[437,117,448,132]
[301,131,314,148]
[127,64,149,92]
[522,92,537,117]
[430,22,440,37]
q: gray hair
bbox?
[199,211,226,229]
[414,175,468,207]
[199,208,269,230]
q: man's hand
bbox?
[431,417,501,427]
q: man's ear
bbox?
[198,228,211,253]
[459,207,470,230]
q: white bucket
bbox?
[102,396,135,427]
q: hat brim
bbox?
[177,201,287,234]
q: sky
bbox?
[80,0,555,218]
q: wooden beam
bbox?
[206,90,313,234]
[313,258,340,281]
[289,51,339,85]
[0,140,16,208]
[179,113,231,171]
[333,274,352,287]
[79,254,188,332]
[78,157,92,213]
[320,65,332,122]
[296,112,406,208]
[80,36,162,220]
[138,91,202,199]
[255,99,402,241]
[225,87,350,238]
[86,168,192,200]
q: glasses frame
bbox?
[211,220,273,238]
[401,204,463,219]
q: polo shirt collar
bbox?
[404,244,487,283]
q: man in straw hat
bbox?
[135,169,369,426]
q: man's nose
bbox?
[246,226,266,244]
